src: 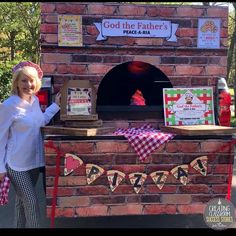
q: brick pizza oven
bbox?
[40,2,233,220]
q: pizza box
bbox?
[160,125,236,136]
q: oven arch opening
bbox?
[96,61,173,120]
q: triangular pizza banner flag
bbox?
[64,153,84,176]
[107,170,126,192]
[190,156,208,176]
[150,171,169,190]
[63,152,208,191]
[129,172,147,194]
[171,165,189,185]
[86,164,104,184]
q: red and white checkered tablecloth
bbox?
[113,124,176,161]
[0,175,10,206]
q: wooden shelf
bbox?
[41,126,114,136]
[160,125,236,136]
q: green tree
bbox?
[0,2,40,102]
[0,61,17,102]
[227,4,236,84]
[227,3,236,117]
[0,2,40,63]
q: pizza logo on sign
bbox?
[86,164,104,184]
[150,171,169,190]
[64,153,84,176]
[200,20,217,33]
[171,165,189,185]
[107,170,126,192]
[129,172,147,194]
[190,156,208,176]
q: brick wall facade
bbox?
[41,2,232,219]
[45,137,233,217]
[40,2,228,94]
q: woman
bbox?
[0,61,61,228]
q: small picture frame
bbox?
[60,80,98,121]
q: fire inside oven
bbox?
[96,61,173,119]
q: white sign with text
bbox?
[94,19,178,42]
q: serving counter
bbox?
[43,127,235,219]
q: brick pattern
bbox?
[40,3,230,218]
[45,139,233,217]
[40,2,228,93]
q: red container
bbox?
[219,90,231,126]
[36,89,50,112]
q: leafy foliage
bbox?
[0,2,40,63]
[0,62,17,102]
[228,3,236,86]
[0,2,40,102]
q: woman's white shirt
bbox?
[0,95,60,173]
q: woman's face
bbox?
[17,74,36,97]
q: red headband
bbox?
[12,61,43,80]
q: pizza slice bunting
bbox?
[150,171,169,190]
[64,153,84,176]
[64,153,208,190]
[107,170,126,192]
[86,164,104,184]
[190,156,208,176]
[129,172,147,194]
[171,165,189,185]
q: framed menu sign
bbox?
[60,80,98,121]
[58,15,83,47]
[163,87,215,126]
[67,87,92,115]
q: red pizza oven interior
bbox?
[96,61,173,120]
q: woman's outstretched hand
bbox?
[55,92,61,107]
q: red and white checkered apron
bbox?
[0,175,10,205]
[114,124,175,161]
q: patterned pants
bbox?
[6,165,43,228]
